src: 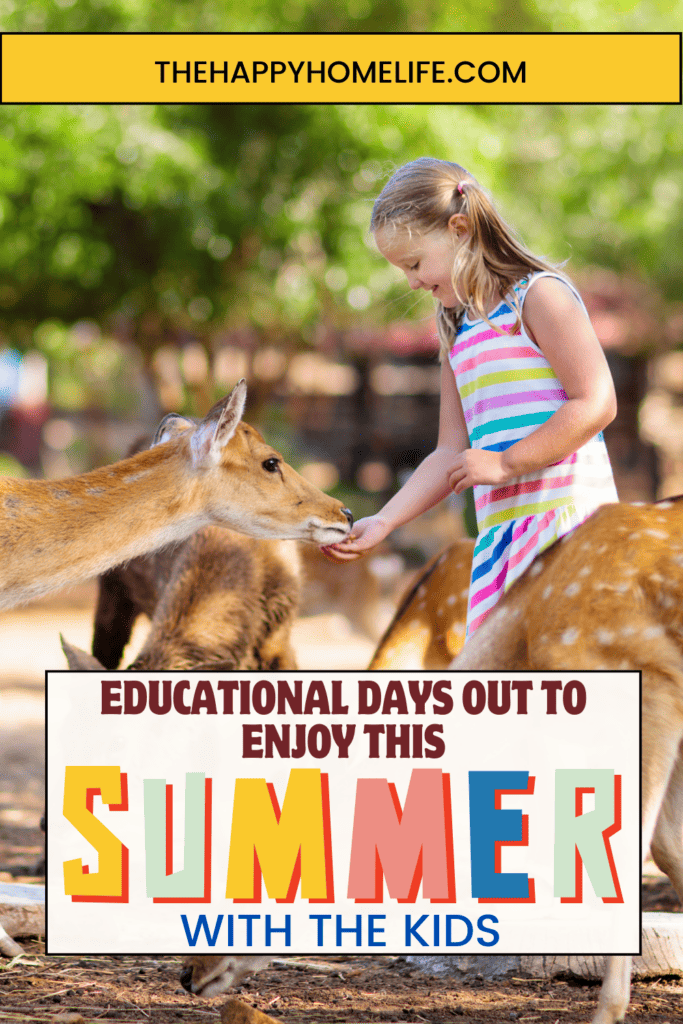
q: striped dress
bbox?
[448,271,618,637]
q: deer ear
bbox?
[61,635,106,672]
[152,413,196,447]
[190,380,247,467]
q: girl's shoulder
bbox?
[519,274,591,347]
[517,271,584,310]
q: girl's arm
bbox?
[324,359,470,559]
[448,276,617,494]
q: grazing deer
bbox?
[368,538,474,669]
[0,380,352,612]
[446,495,683,1024]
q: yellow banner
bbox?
[1,33,680,104]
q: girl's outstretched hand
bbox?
[320,515,390,562]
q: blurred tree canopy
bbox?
[0,0,681,360]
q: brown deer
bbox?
[219,998,281,1024]
[58,400,358,674]
[0,380,352,611]
[8,379,351,923]
[61,527,301,673]
[61,416,395,674]
[62,523,394,675]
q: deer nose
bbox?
[342,507,354,527]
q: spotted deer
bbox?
[347,496,683,1022]
[368,538,474,669]
[445,495,683,1024]
[0,380,352,612]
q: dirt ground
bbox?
[2,948,683,1024]
[1,590,682,1023]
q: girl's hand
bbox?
[448,449,511,494]
[320,516,391,562]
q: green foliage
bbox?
[0,0,496,34]
[0,452,28,477]
[0,0,681,349]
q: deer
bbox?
[60,405,398,675]
[441,494,683,1024]
[368,537,474,669]
[353,495,683,1023]
[60,414,302,674]
[1,380,352,948]
[62,521,395,676]
[0,380,352,612]
[61,527,300,673]
[62,533,402,675]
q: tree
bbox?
[0,0,681,354]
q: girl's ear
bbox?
[448,213,469,238]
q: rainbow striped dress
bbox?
[448,272,618,637]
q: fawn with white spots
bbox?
[0,380,352,612]
[447,495,683,1024]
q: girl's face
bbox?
[374,218,465,308]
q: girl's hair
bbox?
[371,157,560,359]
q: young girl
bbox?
[325,157,618,637]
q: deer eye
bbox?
[262,457,280,473]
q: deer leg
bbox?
[591,956,632,1024]
[649,748,683,902]
[641,667,683,860]
[92,568,142,669]
[0,922,24,956]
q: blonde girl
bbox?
[326,157,618,637]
